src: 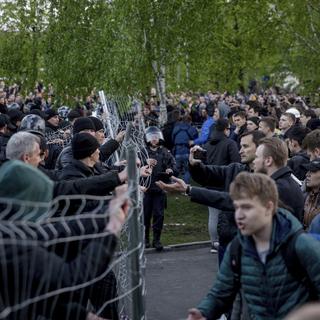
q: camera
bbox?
[193,149,207,161]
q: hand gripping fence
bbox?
[0,170,146,320]
[0,93,148,319]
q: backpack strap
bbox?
[281,228,317,299]
[281,229,305,279]
[230,237,242,287]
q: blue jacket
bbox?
[193,118,214,145]
[172,122,198,156]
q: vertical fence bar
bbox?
[127,144,145,320]
[99,90,120,162]
[120,122,133,161]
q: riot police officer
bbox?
[143,126,176,251]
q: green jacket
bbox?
[197,209,320,319]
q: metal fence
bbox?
[0,92,147,319]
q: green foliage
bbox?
[0,0,320,96]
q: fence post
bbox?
[120,122,133,161]
[99,90,120,162]
[127,144,146,320]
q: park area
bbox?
[1,1,320,320]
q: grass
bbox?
[161,193,210,245]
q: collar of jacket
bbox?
[295,150,310,160]
[270,166,292,180]
[46,121,59,131]
[239,208,302,260]
[70,159,95,176]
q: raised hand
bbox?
[156,176,188,193]
[189,145,203,166]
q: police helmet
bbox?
[20,114,46,137]
[7,103,21,111]
[145,126,164,144]
[58,106,70,119]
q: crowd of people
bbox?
[1,80,320,319]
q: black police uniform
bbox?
[143,145,176,250]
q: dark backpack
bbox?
[230,229,316,297]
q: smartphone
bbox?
[193,149,207,161]
[157,172,172,183]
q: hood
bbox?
[0,160,53,221]
[238,208,303,257]
[209,130,226,145]
[217,101,230,119]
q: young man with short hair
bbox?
[303,129,320,161]
[230,111,247,147]
[258,116,277,138]
[287,126,310,180]
[253,137,304,221]
[279,112,295,140]
[187,172,320,320]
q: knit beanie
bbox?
[8,109,24,124]
[248,116,260,127]
[46,108,59,120]
[72,132,100,160]
[89,116,104,131]
[68,110,81,122]
[0,160,53,221]
[73,117,96,134]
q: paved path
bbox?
[145,246,218,320]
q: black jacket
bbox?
[190,162,248,245]
[56,139,119,170]
[0,132,10,165]
[190,162,248,191]
[270,166,305,221]
[202,132,241,245]
[190,163,304,221]
[144,146,177,193]
[189,163,304,245]
[230,124,247,148]
[57,159,121,215]
[53,174,121,197]
[287,151,309,181]
[59,159,105,180]
[204,131,241,166]
[0,232,117,320]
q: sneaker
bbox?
[210,246,218,254]
[213,241,220,249]
[210,241,219,254]
[145,240,151,249]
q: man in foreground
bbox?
[187,172,320,320]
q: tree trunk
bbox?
[152,61,167,126]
